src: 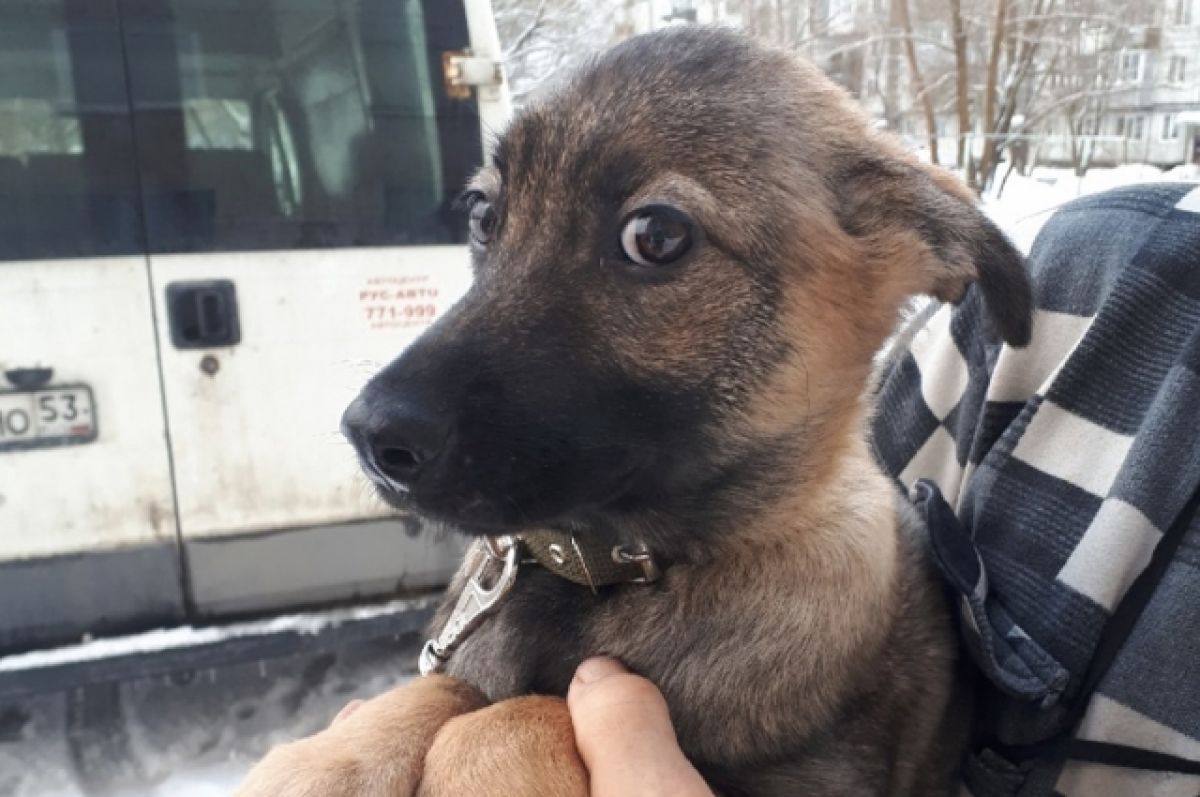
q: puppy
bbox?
[240,26,1030,797]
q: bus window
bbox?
[0,0,143,261]
[121,0,481,254]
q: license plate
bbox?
[0,386,98,452]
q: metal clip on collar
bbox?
[613,541,661,583]
[419,535,521,676]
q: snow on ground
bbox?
[1,164,1196,797]
[982,164,1200,252]
[0,597,436,674]
[0,635,420,797]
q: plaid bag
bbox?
[872,183,1200,796]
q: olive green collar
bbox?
[419,532,660,675]
[516,529,660,590]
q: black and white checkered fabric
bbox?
[872,182,1200,797]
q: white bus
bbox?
[0,0,506,653]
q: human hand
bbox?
[567,657,714,797]
[234,675,485,797]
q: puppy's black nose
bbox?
[341,395,448,488]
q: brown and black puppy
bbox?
[239,26,1030,797]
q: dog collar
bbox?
[519,529,661,588]
[419,533,660,675]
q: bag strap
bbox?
[1062,740,1200,776]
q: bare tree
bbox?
[976,0,1008,188]
[947,0,972,168]
[491,0,1174,185]
[896,0,939,162]
[493,0,619,102]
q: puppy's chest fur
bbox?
[435,496,968,797]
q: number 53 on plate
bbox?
[0,386,98,452]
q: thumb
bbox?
[567,657,713,797]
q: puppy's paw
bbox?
[420,695,588,797]
[236,674,487,797]
[234,736,372,797]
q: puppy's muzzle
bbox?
[341,394,448,491]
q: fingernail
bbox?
[332,699,365,725]
[575,656,626,684]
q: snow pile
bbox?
[33,765,245,797]
[984,165,1200,252]
[0,596,437,674]
[1,632,422,797]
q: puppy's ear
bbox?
[835,156,1032,347]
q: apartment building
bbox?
[1103,3,1200,166]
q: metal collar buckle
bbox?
[612,541,661,583]
[418,535,521,676]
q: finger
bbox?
[567,657,713,797]
[331,699,365,725]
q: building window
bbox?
[1116,115,1146,139]
[828,0,854,25]
[1167,56,1188,84]
[1119,51,1144,83]
[1175,0,1193,25]
[666,0,697,22]
[1161,115,1179,140]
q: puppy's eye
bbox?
[469,200,498,246]
[620,206,693,266]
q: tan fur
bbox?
[420,697,586,797]
[234,676,486,797]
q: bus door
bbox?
[0,0,184,650]
[117,0,485,615]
